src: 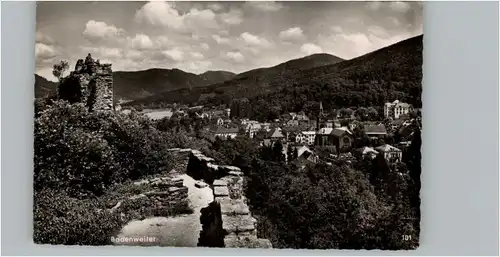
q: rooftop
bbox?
[375,144,401,152]
[270,129,285,138]
[215,127,240,134]
[331,127,353,137]
[364,124,387,134]
[359,146,379,155]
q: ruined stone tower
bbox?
[58,53,114,111]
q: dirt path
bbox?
[113,174,213,247]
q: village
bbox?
[126,99,421,172]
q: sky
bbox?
[35,1,423,81]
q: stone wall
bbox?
[177,149,272,248]
[59,54,114,111]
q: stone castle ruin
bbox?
[58,54,114,111]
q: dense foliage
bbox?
[34,99,189,245]
[206,125,421,250]
[34,100,178,196]
[244,157,419,249]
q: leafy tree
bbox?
[52,60,70,81]
[272,141,285,163]
[292,147,299,160]
[367,107,378,120]
[286,145,294,162]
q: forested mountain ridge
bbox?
[124,53,345,107]
[234,53,344,80]
[35,69,236,101]
[126,34,423,120]
[34,74,58,98]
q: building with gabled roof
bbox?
[357,146,379,160]
[270,128,285,140]
[375,144,402,163]
[213,127,239,140]
[363,124,387,138]
[315,127,353,152]
[384,100,412,119]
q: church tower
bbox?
[316,101,326,131]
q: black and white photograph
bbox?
[34,1,423,250]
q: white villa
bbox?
[384,100,411,119]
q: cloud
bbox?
[225,51,245,63]
[80,46,123,59]
[279,27,305,41]
[35,43,58,61]
[240,32,271,47]
[184,8,219,29]
[35,32,55,45]
[207,3,223,11]
[389,1,411,12]
[128,34,154,50]
[366,1,381,11]
[367,25,390,38]
[162,49,184,62]
[186,60,212,72]
[244,1,283,12]
[367,1,411,13]
[124,49,144,61]
[134,1,219,31]
[300,43,323,55]
[331,26,343,33]
[318,30,414,59]
[201,43,210,50]
[134,2,184,29]
[212,34,230,44]
[219,8,243,25]
[190,52,204,60]
[155,36,171,48]
[82,20,125,42]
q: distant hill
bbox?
[34,69,236,100]
[112,69,236,100]
[235,53,344,79]
[35,74,58,98]
[199,70,236,84]
[125,35,423,118]
[125,53,345,107]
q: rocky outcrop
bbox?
[175,149,272,249]
[109,174,189,218]
[58,53,114,111]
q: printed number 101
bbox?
[402,235,412,241]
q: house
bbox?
[295,131,316,145]
[260,123,271,132]
[324,119,341,128]
[292,145,319,164]
[245,122,262,138]
[357,146,379,160]
[363,124,387,139]
[214,127,239,140]
[212,109,226,118]
[397,141,412,150]
[270,128,285,142]
[281,126,301,142]
[384,100,411,119]
[315,127,354,152]
[375,144,403,163]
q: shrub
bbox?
[34,100,174,195]
[33,189,123,245]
